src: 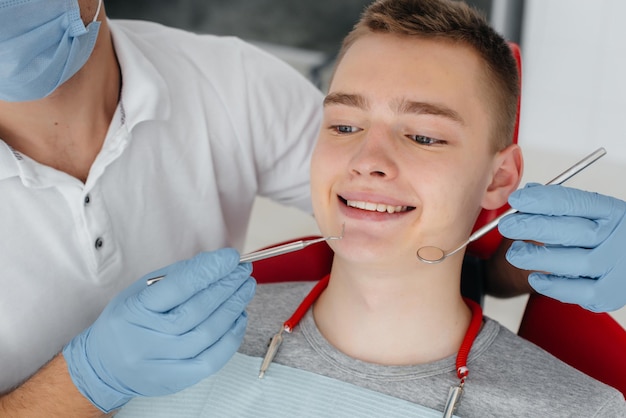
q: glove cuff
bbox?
[62,328,131,413]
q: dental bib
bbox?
[116,353,459,417]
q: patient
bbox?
[117,0,625,416]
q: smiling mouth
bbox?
[339,196,415,214]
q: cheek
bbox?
[443,165,492,232]
[310,142,325,180]
[311,138,344,178]
[419,162,488,233]
[310,142,335,212]
[310,143,326,193]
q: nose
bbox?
[349,128,399,179]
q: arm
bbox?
[2,249,254,415]
[488,184,626,312]
[484,237,534,298]
[0,355,104,418]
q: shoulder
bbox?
[240,281,316,358]
[109,19,321,119]
[247,281,316,324]
[109,19,235,49]
[109,19,316,83]
[467,318,626,415]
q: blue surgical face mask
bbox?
[0,0,102,102]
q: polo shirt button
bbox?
[84,194,91,205]
[95,237,104,249]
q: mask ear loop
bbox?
[92,0,103,23]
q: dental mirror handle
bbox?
[466,146,607,245]
[145,238,331,286]
[146,225,345,286]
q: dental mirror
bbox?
[416,147,607,264]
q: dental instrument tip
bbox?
[328,223,345,241]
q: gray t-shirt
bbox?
[241,281,625,417]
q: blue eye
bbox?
[333,125,361,134]
[408,135,443,145]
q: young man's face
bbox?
[311,34,508,265]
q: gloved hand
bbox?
[498,183,626,312]
[63,248,255,412]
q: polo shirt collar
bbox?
[0,142,20,181]
[108,19,171,131]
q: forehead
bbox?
[329,34,490,119]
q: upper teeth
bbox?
[347,200,408,214]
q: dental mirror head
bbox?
[417,242,468,264]
[416,147,607,265]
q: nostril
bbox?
[371,170,386,177]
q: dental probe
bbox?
[417,146,607,264]
[146,225,345,286]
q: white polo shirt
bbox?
[0,20,322,392]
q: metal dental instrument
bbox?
[146,225,345,286]
[258,328,284,379]
[416,147,607,264]
[239,226,344,263]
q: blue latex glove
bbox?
[499,183,626,312]
[63,249,255,412]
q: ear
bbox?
[481,144,523,210]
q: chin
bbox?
[332,237,399,263]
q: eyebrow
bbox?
[395,99,464,124]
[324,92,464,125]
[323,92,368,109]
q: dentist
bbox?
[0,0,320,415]
[1,0,625,417]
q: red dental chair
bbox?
[249,43,626,397]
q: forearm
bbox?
[0,354,106,418]
[484,238,534,298]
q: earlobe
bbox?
[481,144,523,210]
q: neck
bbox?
[313,257,472,366]
[0,18,120,183]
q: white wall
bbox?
[519,0,626,188]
